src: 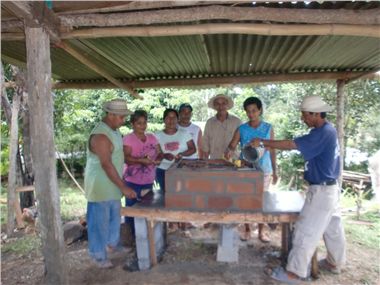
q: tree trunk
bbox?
[1,65,12,124]
[20,86,35,209]
[20,104,35,209]
[25,25,68,285]
[336,80,345,187]
[6,89,23,235]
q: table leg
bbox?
[146,219,157,266]
[281,223,293,267]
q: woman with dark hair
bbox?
[123,110,161,233]
[225,97,278,243]
[155,108,196,192]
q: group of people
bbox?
[84,94,346,284]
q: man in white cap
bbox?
[251,95,346,284]
[202,94,242,159]
[84,98,136,268]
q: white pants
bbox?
[286,184,346,278]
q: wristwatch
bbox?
[259,139,264,148]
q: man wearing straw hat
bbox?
[84,98,137,269]
[251,95,346,284]
[202,94,242,159]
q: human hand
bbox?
[250,138,261,148]
[272,173,278,185]
[224,149,232,160]
[174,153,183,161]
[122,187,137,199]
[163,153,175,161]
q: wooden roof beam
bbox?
[62,23,380,39]
[52,71,374,90]
[2,1,61,43]
[3,5,379,32]
[5,72,379,90]
[56,41,141,99]
[60,6,380,27]
[3,23,379,41]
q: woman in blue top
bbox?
[225,97,277,243]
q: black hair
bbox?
[243,97,263,112]
[307,112,327,119]
[163,108,179,120]
[179,103,193,112]
[130,109,148,123]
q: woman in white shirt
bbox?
[155,108,196,192]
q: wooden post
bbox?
[146,220,157,266]
[25,25,68,285]
[336,80,346,187]
[281,223,291,267]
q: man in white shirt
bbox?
[202,94,242,159]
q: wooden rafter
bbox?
[52,71,375,90]
[3,23,379,41]
[2,1,61,43]
[3,5,379,30]
[56,41,141,99]
[64,23,380,39]
[3,71,378,90]
[60,6,380,27]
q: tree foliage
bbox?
[2,65,379,181]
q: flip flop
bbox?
[268,266,301,285]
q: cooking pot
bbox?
[241,144,264,163]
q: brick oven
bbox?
[165,159,264,212]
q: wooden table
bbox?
[121,190,316,274]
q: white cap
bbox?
[300,95,333,112]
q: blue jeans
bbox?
[87,200,121,262]
[155,168,166,192]
[124,181,153,235]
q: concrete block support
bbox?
[217,224,239,263]
[134,218,165,270]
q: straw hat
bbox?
[207,94,234,110]
[300,95,333,112]
[103,99,132,116]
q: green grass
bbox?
[1,183,8,225]
[341,191,380,249]
[59,178,87,222]
[343,211,380,249]
[2,235,42,255]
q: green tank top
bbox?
[84,121,124,202]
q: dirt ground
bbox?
[1,224,379,285]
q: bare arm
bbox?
[269,129,278,184]
[123,145,156,166]
[251,137,297,150]
[197,129,203,159]
[90,134,136,199]
[224,128,240,159]
[177,139,196,159]
[201,122,210,159]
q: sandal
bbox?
[318,259,341,274]
[266,266,301,285]
[259,232,270,243]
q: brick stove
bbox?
[165,159,264,212]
